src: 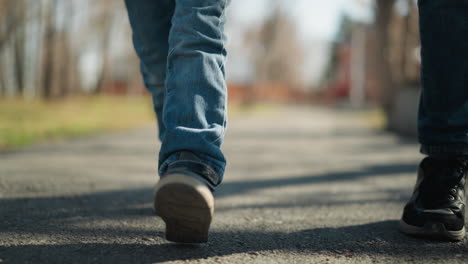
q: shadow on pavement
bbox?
[217,162,417,197]
[2,162,465,263]
[0,161,416,230]
[1,221,467,264]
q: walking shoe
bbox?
[399,157,467,241]
[154,151,218,243]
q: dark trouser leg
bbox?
[418,0,468,156]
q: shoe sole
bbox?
[154,174,214,243]
[399,219,465,241]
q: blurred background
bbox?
[0,0,420,150]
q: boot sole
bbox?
[154,174,214,243]
[399,219,465,241]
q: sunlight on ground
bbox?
[0,98,385,150]
[357,108,387,130]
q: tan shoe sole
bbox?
[154,174,214,243]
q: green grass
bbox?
[0,96,155,150]
[0,97,387,151]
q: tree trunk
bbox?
[94,44,111,94]
[42,0,56,99]
[58,31,71,97]
[0,53,5,97]
[94,13,113,95]
[374,0,396,114]
[14,28,25,96]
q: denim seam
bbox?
[213,0,228,145]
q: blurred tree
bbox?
[384,0,421,134]
[321,15,354,86]
[254,8,304,88]
[388,0,420,87]
[0,0,168,100]
[0,0,26,97]
[13,0,26,96]
[0,0,18,51]
[93,0,116,94]
[241,3,305,104]
[41,0,58,99]
[374,0,396,113]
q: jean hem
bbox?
[158,153,225,189]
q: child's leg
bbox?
[125,0,230,243]
[124,0,175,141]
[159,0,230,187]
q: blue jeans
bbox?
[125,0,229,187]
[418,0,468,156]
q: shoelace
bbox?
[420,157,468,206]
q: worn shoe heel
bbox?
[154,174,214,243]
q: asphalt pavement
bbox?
[1,106,467,263]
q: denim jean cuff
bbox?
[420,144,468,157]
[158,153,224,190]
